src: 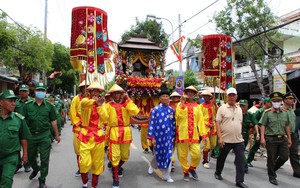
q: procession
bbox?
[1,1,300,188]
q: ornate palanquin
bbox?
[115,37,167,123]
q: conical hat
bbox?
[78,80,90,88]
[170,91,181,97]
[87,82,104,91]
[183,85,198,93]
[200,90,213,97]
[108,84,125,94]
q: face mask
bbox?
[272,102,281,109]
[35,91,46,99]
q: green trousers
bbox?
[28,134,52,184]
[0,154,18,188]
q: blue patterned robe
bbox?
[148,104,176,169]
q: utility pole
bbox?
[178,14,182,76]
[42,0,48,84]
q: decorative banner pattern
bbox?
[170,36,185,63]
[70,6,109,74]
[202,34,233,90]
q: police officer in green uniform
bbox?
[14,84,33,173]
[23,83,61,188]
[282,92,300,178]
[260,92,292,185]
[239,99,259,173]
[0,90,31,188]
[247,97,272,167]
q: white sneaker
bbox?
[203,163,210,169]
[166,178,174,183]
[148,166,154,174]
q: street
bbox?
[13,120,299,188]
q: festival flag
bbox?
[170,36,185,63]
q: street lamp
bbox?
[146,14,174,43]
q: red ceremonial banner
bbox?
[202,34,233,90]
[70,6,109,74]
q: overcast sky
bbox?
[1,0,299,71]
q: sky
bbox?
[1,0,299,72]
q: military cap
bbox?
[0,90,17,100]
[270,92,283,101]
[239,99,248,106]
[264,97,271,102]
[283,92,295,100]
[19,84,29,91]
[216,99,221,104]
[35,83,47,90]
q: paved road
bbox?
[13,121,299,188]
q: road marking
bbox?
[141,156,163,179]
[131,143,137,150]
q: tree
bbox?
[121,18,169,48]
[47,43,78,95]
[0,13,53,83]
[183,69,199,88]
[213,0,281,96]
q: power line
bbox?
[0,8,32,36]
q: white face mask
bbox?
[272,101,281,109]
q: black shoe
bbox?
[247,162,253,167]
[189,169,199,181]
[24,167,32,173]
[107,162,112,169]
[244,168,248,174]
[293,173,300,178]
[118,167,123,177]
[15,164,22,174]
[29,170,39,180]
[183,173,190,182]
[269,178,278,185]
[112,180,119,188]
[236,182,248,188]
[39,183,47,188]
[171,164,175,172]
[144,148,149,153]
[214,172,223,180]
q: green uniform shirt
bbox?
[242,111,258,133]
[0,111,31,158]
[283,105,296,133]
[259,108,290,135]
[254,106,265,125]
[23,99,57,134]
[15,96,33,116]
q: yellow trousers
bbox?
[109,143,130,167]
[79,137,104,175]
[73,133,80,155]
[203,134,217,151]
[140,126,151,150]
[176,142,201,173]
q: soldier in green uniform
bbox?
[14,84,33,173]
[239,99,259,173]
[48,95,62,137]
[282,92,300,178]
[23,83,61,188]
[0,89,31,188]
[260,92,292,185]
[247,97,272,167]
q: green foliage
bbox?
[121,18,169,48]
[47,43,78,95]
[183,69,199,88]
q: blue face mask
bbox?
[35,91,46,99]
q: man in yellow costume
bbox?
[69,81,89,177]
[175,85,204,182]
[102,84,139,188]
[199,90,218,169]
[78,82,107,188]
